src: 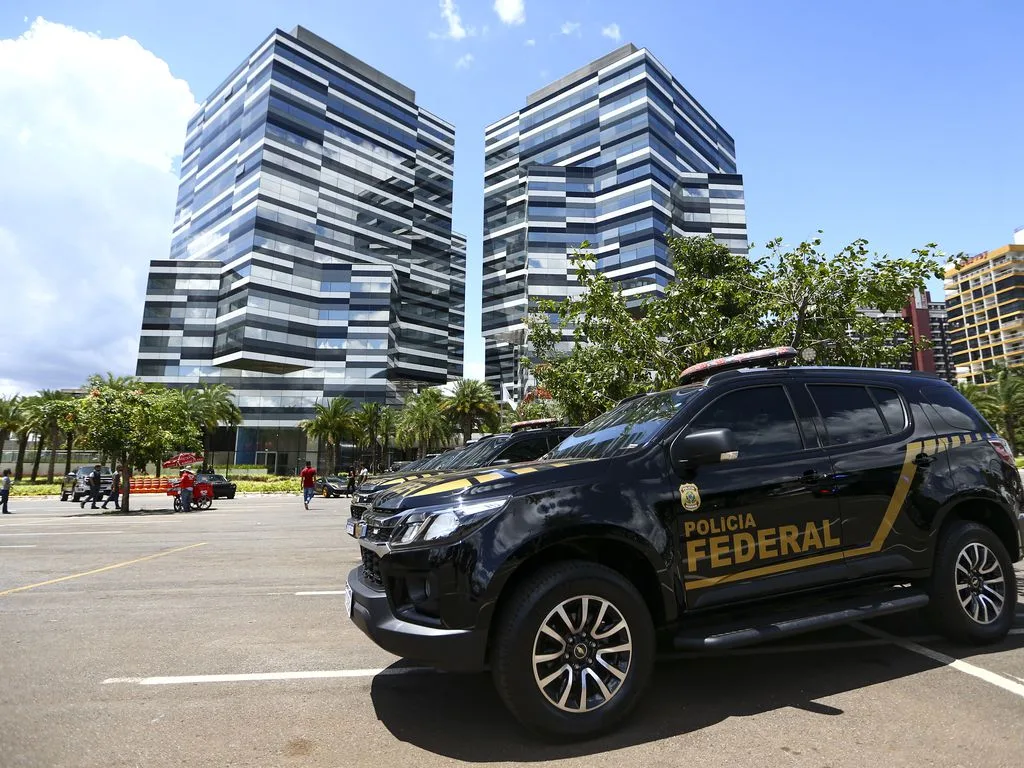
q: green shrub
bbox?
[1016,456,1024,469]
[235,479,302,494]
[10,482,63,497]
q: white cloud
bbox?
[524,38,536,47]
[494,0,525,25]
[439,0,471,40]
[455,53,474,69]
[601,23,621,42]
[560,21,582,36]
[0,18,196,395]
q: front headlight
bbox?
[390,497,510,548]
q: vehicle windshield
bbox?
[545,387,700,460]
[431,448,471,470]
[325,476,343,483]
[448,434,511,469]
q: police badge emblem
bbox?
[679,483,701,512]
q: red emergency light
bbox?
[679,347,799,384]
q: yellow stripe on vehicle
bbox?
[510,466,538,475]
[408,479,472,497]
[471,472,504,484]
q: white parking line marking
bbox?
[0,531,124,536]
[295,590,346,596]
[0,545,37,548]
[853,622,1024,699]
[102,667,434,685]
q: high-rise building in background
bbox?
[855,292,954,382]
[482,44,746,402]
[136,26,464,472]
[945,228,1024,384]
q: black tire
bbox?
[60,490,68,502]
[491,560,654,740]
[928,520,1016,645]
[227,492,235,500]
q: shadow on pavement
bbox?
[370,626,1024,762]
[69,507,215,517]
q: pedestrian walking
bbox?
[178,468,195,513]
[346,464,358,497]
[300,460,317,509]
[80,464,102,509]
[358,465,369,484]
[101,466,122,510]
[1,468,12,514]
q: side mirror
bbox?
[671,428,738,470]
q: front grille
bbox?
[364,524,395,543]
[351,502,368,520]
[361,548,383,587]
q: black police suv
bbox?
[344,348,1024,739]
[346,421,577,526]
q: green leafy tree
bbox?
[442,379,500,444]
[76,380,201,513]
[397,389,451,459]
[300,397,355,473]
[498,399,560,432]
[21,395,49,481]
[10,396,34,480]
[527,234,946,423]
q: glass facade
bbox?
[136,27,465,443]
[482,44,747,402]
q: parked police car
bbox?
[344,348,1023,739]
[347,420,577,527]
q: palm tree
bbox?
[378,406,397,469]
[195,384,242,465]
[0,395,21,462]
[397,389,451,459]
[355,402,384,471]
[299,397,355,473]
[441,379,500,445]
[9,396,33,481]
[21,395,50,482]
[974,369,1024,453]
[31,390,73,482]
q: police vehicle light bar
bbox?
[510,418,559,432]
[679,347,799,384]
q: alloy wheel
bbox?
[955,542,1006,625]
[532,595,632,713]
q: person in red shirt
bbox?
[179,468,195,513]
[300,461,317,509]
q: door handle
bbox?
[801,470,823,485]
[914,453,935,467]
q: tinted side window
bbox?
[688,386,803,458]
[808,385,888,446]
[497,437,551,463]
[920,385,990,432]
[869,387,908,434]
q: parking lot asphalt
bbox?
[1,494,1022,768]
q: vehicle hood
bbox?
[371,458,598,512]
[357,470,444,495]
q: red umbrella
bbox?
[162,452,204,469]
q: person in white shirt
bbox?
[1,469,12,514]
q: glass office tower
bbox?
[136,26,464,471]
[483,44,746,402]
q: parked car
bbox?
[195,473,236,500]
[348,423,578,522]
[60,466,112,502]
[345,347,1024,739]
[315,475,347,498]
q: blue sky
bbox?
[0,0,1021,394]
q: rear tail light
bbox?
[988,437,1015,467]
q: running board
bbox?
[673,589,929,651]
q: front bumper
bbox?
[346,566,487,671]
